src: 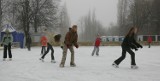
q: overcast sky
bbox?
[62,0,118,27]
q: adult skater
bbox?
[59,25,79,68]
[147,36,152,48]
[112,27,143,69]
[1,30,13,61]
[40,34,47,55]
[26,32,32,51]
[92,34,101,56]
[39,29,61,63]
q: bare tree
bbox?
[79,10,107,42]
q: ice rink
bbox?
[0,46,160,81]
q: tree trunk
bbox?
[0,0,2,31]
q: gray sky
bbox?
[62,0,118,27]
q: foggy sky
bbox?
[62,0,118,27]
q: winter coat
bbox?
[122,34,142,49]
[40,36,48,46]
[26,35,32,44]
[147,36,152,43]
[95,37,101,47]
[64,30,78,46]
[2,34,13,45]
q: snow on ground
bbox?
[0,46,160,81]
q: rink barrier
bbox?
[29,41,160,46]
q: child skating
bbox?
[40,34,47,55]
[147,36,152,48]
[39,29,61,63]
[112,27,143,69]
[92,34,101,56]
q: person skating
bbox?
[39,29,61,63]
[147,36,152,48]
[26,32,32,51]
[92,34,101,56]
[112,27,143,69]
[40,34,47,55]
[59,25,79,68]
[1,30,13,61]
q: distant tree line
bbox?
[78,10,107,42]
[109,0,160,36]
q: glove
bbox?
[135,48,138,51]
[75,44,79,48]
[139,45,143,48]
[61,46,63,49]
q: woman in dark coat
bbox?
[112,27,143,69]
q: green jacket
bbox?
[2,34,13,45]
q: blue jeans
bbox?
[92,46,99,56]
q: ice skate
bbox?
[39,58,44,62]
[51,60,56,63]
[59,64,64,68]
[96,54,99,56]
[70,63,76,67]
[9,58,12,61]
[112,62,119,68]
[131,65,138,69]
[3,58,6,61]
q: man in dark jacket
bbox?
[60,25,79,68]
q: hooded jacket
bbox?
[2,34,13,45]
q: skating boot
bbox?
[3,58,6,61]
[131,65,138,69]
[9,58,12,61]
[59,64,64,68]
[112,62,119,68]
[70,63,76,67]
[39,58,44,62]
[51,60,56,63]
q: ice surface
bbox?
[0,46,160,81]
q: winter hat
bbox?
[69,28,72,31]
[72,25,77,28]
[54,34,61,42]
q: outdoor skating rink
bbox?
[0,46,160,81]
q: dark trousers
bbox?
[27,43,31,51]
[41,43,54,60]
[148,43,151,48]
[114,47,136,65]
[3,45,12,58]
[41,46,46,54]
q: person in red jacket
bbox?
[147,36,152,48]
[92,34,101,56]
[40,35,48,55]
